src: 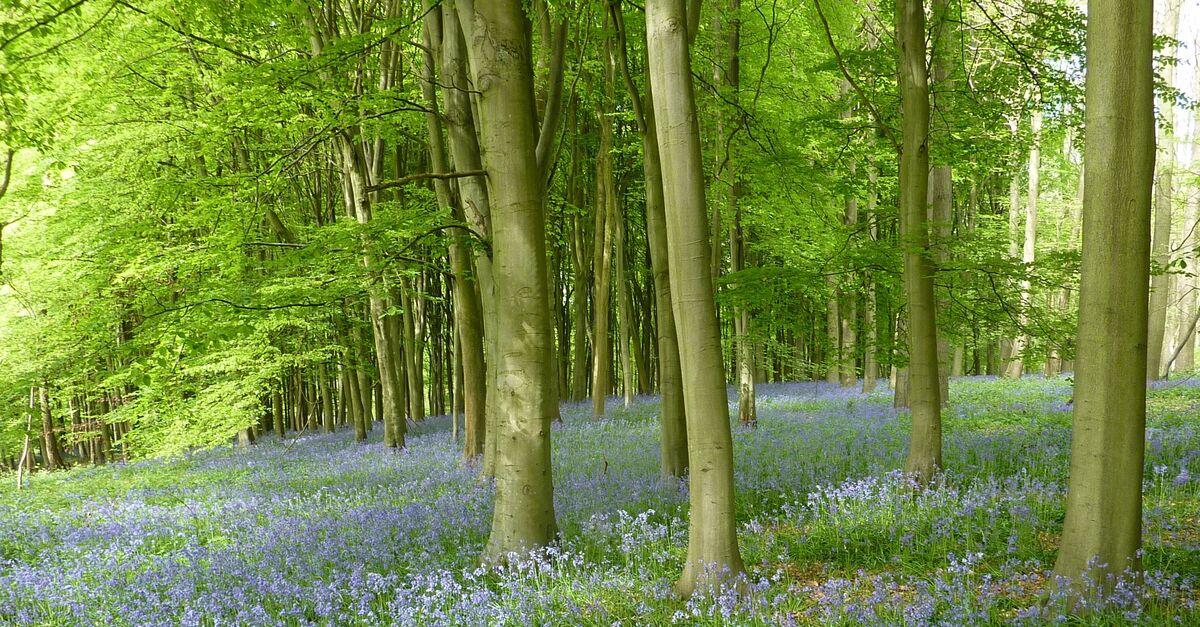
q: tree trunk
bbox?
[897,0,943,484]
[825,275,840,383]
[731,201,756,426]
[419,17,488,453]
[1001,116,1022,376]
[1053,0,1154,600]
[614,197,636,408]
[440,3,500,474]
[272,384,285,438]
[318,362,335,433]
[305,13,407,447]
[1008,108,1041,379]
[646,0,745,595]
[39,387,65,470]
[928,0,954,401]
[456,0,558,559]
[591,63,616,417]
[1146,0,1182,380]
[608,0,688,476]
[1174,66,1200,372]
[840,137,859,389]
[863,162,880,393]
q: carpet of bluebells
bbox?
[2,376,1199,625]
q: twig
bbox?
[366,169,486,193]
[811,0,898,149]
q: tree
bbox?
[646,0,745,595]
[607,0,688,476]
[897,0,943,484]
[1146,0,1182,380]
[455,0,559,559]
[1053,0,1154,601]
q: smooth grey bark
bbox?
[862,161,880,393]
[1001,115,1022,375]
[1175,63,1200,372]
[591,55,616,418]
[825,275,840,384]
[927,0,953,400]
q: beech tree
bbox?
[897,0,944,484]
[1053,0,1155,600]
[646,0,745,594]
[455,0,558,559]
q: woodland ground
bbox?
[0,377,1198,626]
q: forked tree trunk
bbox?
[646,0,745,595]
[457,0,558,559]
[418,12,487,458]
[608,0,688,475]
[440,2,500,474]
[1053,0,1154,602]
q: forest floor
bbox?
[1,376,1198,625]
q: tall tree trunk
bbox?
[1007,108,1042,379]
[417,14,486,455]
[1001,116,1022,373]
[1146,0,1182,380]
[591,60,616,418]
[646,0,745,595]
[272,383,286,438]
[400,286,426,423]
[608,0,688,476]
[731,200,756,426]
[318,362,335,433]
[715,0,756,423]
[825,275,840,383]
[862,162,880,392]
[306,12,407,447]
[614,199,636,408]
[1053,0,1154,600]
[1175,67,1200,372]
[456,0,558,559]
[840,123,859,389]
[897,0,943,484]
[440,3,501,473]
[39,387,65,470]
[569,213,591,401]
[928,0,954,401]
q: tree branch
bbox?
[365,169,486,193]
[811,0,898,149]
[0,0,89,51]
